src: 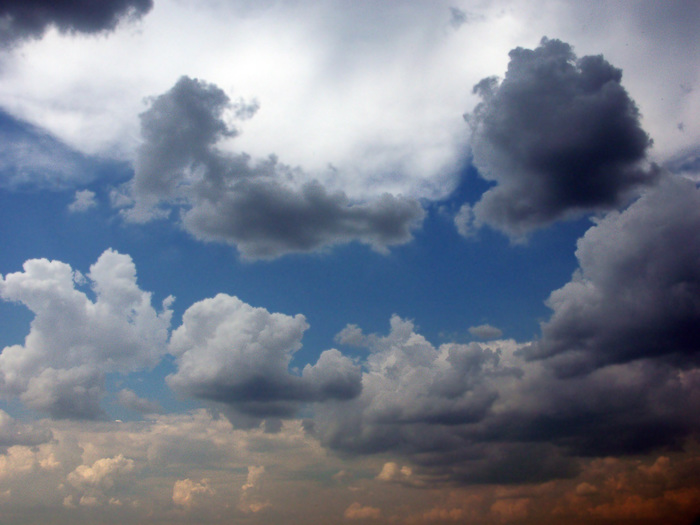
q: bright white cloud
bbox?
[0,249,173,418]
[2,1,694,200]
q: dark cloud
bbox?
[463,37,657,237]
[0,0,153,46]
[525,176,700,376]
[314,315,700,485]
[167,294,362,421]
[121,76,424,259]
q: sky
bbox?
[0,0,699,523]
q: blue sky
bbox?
[0,1,699,523]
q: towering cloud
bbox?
[0,0,153,46]
[0,249,172,419]
[120,76,425,259]
[462,37,657,237]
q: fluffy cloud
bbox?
[116,388,162,415]
[65,454,135,508]
[0,249,172,418]
[67,189,97,213]
[118,76,424,259]
[0,409,51,450]
[172,478,213,509]
[167,293,361,420]
[344,502,381,520]
[318,314,700,484]
[468,324,503,340]
[526,176,700,376]
[0,0,152,46]
[463,37,657,237]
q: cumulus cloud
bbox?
[314,315,700,484]
[0,409,52,450]
[66,454,135,507]
[239,466,269,513]
[116,388,162,415]
[468,324,503,340]
[67,189,97,213]
[119,76,424,259]
[172,478,213,509]
[464,37,658,237]
[0,249,172,418]
[524,176,700,376]
[167,293,361,420]
[0,0,153,46]
[344,502,381,520]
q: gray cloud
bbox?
[314,315,700,485]
[116,388,162,415]
[0,0,153,46]
[468,323,503,340]
[0,409,52,450]
[464,37,657,238]
[167,293,361,420]
[120,76,424,259]
[524,176,700,376]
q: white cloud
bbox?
[172,478,213,508]
[3,1,694,202]
[167,293,361,419]
[0,249,173,418]
[67,189,97,212]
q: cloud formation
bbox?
[525,176,700,376]
[0,249,172,418]
[167,293,361,420]
[463,37,657,237]
[120,76,424,259]
[319,314,700,484]
[0,0,153,46]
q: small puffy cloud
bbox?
[465,37,657,237]
[120,76,424,259]
[172,478,213,508]
[525,176,700,376]
[0,249,172,418]
[0,0,153,47]
[167,294,361,420]
[116,388,162,415]
[66,454,135,507]
[344,502,382,520]
[468,324,503,340]
[68,189,97,213]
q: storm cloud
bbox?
[463,37,657,237]
[0,0,153,46]
[120,76,425,259]
[316,314,700,484]
[525,176,700,376]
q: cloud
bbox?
[314,315,700,484]
[0,409,52,450]
[344,502,381,520]
[0,249,173,418]
[67,189,97,213]
[525,176,700,376]
[468,324,503,340]
[172,478,213,509]
[116,388,162,415]
[239,465,269,513]
[464,37,658,237]
[119,76,425,259]
[66,454,135,507]
[0,0,153,47]
[167,293,361,420]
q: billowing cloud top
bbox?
[462,37,658,237]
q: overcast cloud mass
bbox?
[0,1,699,524]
